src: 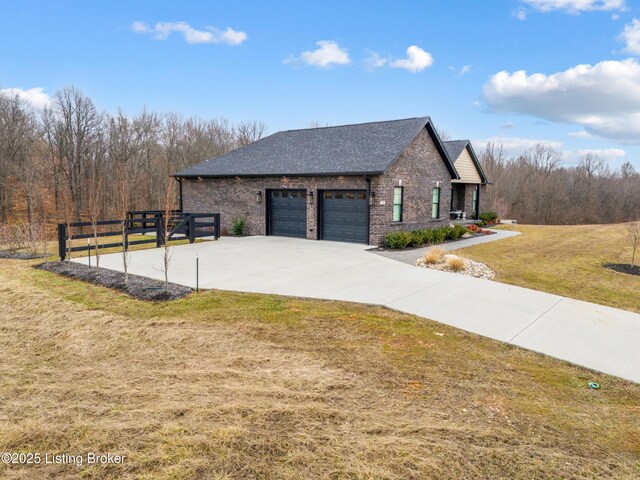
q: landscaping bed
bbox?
[0,250,46,260]
[37,261,192,301]
[380,223,495,251]
[603,263,640,277]
[417,250,495,279]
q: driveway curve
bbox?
[74,235,640,383]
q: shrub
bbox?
[443,226,457,241]
[432,227,448,244]
[422,247,445,264]
[384,230,414,249]
[479,211,498,225]
[446,255,465,272]
[413,229,433,247]
[231,216,247,236]
[451,224,467,240]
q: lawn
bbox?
[0,258,639,479]
[452,223,640,313]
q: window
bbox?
[393,186,403,222]
[290,191,297,198]
[357,192,366,200]
[431,187,441,219]
[472,185,479,215]
[346,192,355,200]
[335,192,343,199]
[324,191,333,199]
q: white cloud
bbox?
[576,148,626,161]
[448,65,471,76]
[473,136,564,157]
[513,7,528,20]
[131,21,247,45]
[521,0,626,14]
[501,121,515,129]
[612,13,620,20]
[286,40,351,68]
[363,50,388,70]
[0,87,51,109]
[131,21,151,33]
[568,130,593,138]
[619,18,640,55]
[483,58,640,143]
[389,46,433,73]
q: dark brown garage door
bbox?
[269,190,307,238]
[320,190,368,243]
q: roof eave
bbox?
[173,171,385,179]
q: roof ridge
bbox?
[282,116,429,133]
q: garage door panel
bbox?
[321,190,368,243]
[270,190,307,238]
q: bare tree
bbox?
[115,163,131,285]
[158,177,178,294]
[59,187,74,261]
[626,221,640,268]
[236,120,267,146]
[86,169,103,269]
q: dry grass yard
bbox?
[0,258,639,479]
[453,223,640,313]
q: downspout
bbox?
[365,175,371,245]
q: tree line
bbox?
[0,86,266,227]
[480,143,640,225]
[1,85,639,233]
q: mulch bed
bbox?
[603,263,640,277]
[36,261,193,301]
[374,230,497,252]
[0,251,47,260]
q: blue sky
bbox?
[2,0,640,168]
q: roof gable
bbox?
[175,117,459,179]
[444,140,489,184]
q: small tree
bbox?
[626,221,640,268]
[60,187,75,261]
[157,178,177,294]
[116,165,131,285]
[86,171,103,269]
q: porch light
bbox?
[256,191,263,204]
[369,191,376,206]
[308,190,314,204]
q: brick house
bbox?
[174,117,489,245]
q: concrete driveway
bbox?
[74,236,640,383]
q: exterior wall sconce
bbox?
[308,190,314,204]
[256,191,263,204]
[369,191,376,206]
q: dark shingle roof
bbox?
[175,117,458,178]
[443,140,489,184]
[443,140,469,162]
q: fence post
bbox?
[214,213,221,240]
[188,215,195,243]
[156,217,163,247]
[58,223,67,261]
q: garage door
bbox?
[320,190,368,243]
[269,190,307,238]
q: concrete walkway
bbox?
[74,235,640,383]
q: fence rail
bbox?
[58,211,220,261]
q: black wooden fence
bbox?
[58,211,220,261]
